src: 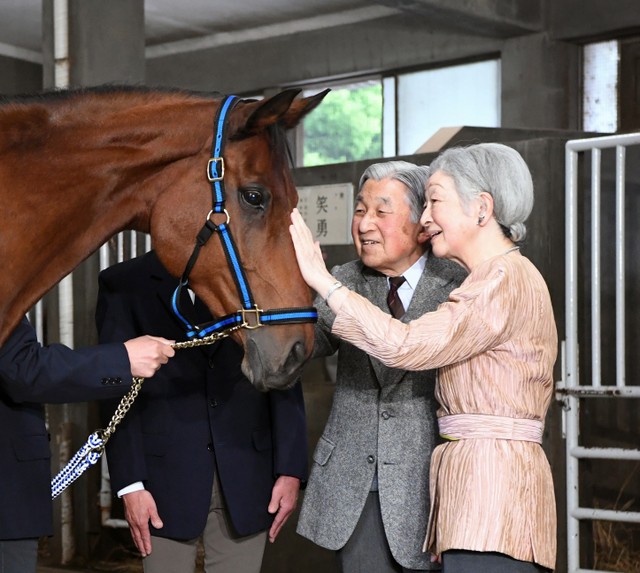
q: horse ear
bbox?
[240,88,330,136]
[279,88,331,130]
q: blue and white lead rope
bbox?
[50,329,237,499]
[51,431,104,499]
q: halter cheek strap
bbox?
[171,94,318,339]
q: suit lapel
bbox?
[405,254,455,321]
[366,255,455,387]
[361,266,388,314]
[359,269,402,387]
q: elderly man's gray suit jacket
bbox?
[297,255,465,570]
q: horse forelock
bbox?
[254,124,297,204]
[230,121,293,171]
[266,124,294,169]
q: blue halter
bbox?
[171,95,318,339]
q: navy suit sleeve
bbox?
[269,380,308,483]
[96,271,149,492]
[0,317,132,404]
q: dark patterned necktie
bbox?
[387,276,406,319]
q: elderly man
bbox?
[296,161,466,572]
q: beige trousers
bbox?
[143,474,267,573]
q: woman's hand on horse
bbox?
[124,335,176,378]
[289,208,336,297]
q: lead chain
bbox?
[52,325,242,499]
[101,326,242,441]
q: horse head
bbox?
[151,89,329,390]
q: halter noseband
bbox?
[171,95,318,339]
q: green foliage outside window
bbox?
[303,83,382,166]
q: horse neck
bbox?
[0,91,215,340]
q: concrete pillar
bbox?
[501,32,580,131]
[43,0,144,88]
[0,56,41,94]
[40,0,145,564]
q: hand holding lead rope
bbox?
[51,328,240,499]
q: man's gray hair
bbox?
[429,143,533,242]
[358,161,430,224]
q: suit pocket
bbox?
[312,436,336,466]
[12,434,51,461]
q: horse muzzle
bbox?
[242,327,311,391]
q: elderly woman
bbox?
[289,143,557,573]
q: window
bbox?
[583,40,619,133]
[302,80,382,167]
[392,59,501,155]
[298,57,501,166]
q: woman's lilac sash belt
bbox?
[439,413,544,443]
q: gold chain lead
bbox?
[100,326,242,444]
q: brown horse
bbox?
[0,86,328,390]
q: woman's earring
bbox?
[477,215,485,225]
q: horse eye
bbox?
[240,186,265,209]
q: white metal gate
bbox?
[559,132,640,572]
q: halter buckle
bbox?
[240,305,264,329]
[207,157,225,181]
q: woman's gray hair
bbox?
[429,143,533,242]
[358,161,430,224]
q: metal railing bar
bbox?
[591,148,602,388]
[566,132,640,151]
[564,145,580,572]
[577,569,626,573]
[556,385,640,397]
[615,145,626,389]
[572,507,640,524]
[565,148,579,391]
[571,446,640,461]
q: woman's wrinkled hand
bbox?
[289,208,334,294]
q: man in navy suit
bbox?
[0,317,175,573]
[96,251,308,573]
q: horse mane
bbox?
[1,87,295,166]
[0,85,224,107]
[0,86,300,167]
[0,85,230,156]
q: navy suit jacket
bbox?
[0,318,132,540]
[96,251,308,539]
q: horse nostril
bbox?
[295,340,308,362]
[284,339,306,374]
